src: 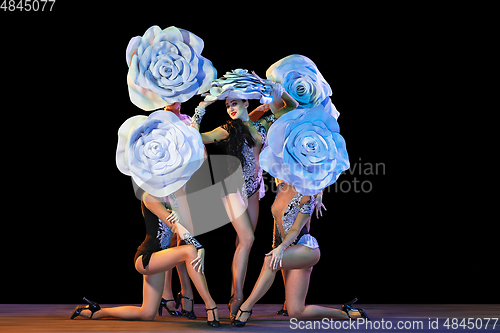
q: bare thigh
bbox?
[246,191,259,231]
[135,245,197,276]
[222,192,248,222]
[223,193,254,243]
[280,245,320,271]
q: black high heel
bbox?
[70,297,101,319]
[175,292,196,320]
[205,307,220,327]
[341,298,371,321]
[158,298,182,316]
[232,308,252,327]
[276,301,288,316]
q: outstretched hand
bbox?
[314,193,327,219]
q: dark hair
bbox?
[217,99,255,170]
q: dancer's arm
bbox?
[272,90,298,119]
[259,90,298,131]
[190,100,229,144]
[143,193,205,272]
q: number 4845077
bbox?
[1,0,56,11]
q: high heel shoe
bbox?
[341,298,371,321]
[276,301,288,316]
[70,297,101,319]
[205,307,220,327]
[232,308,252,327]
[228,295,243,322]
[158,298,182,316]
[175,292,196,320]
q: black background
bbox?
[1,2,496,305]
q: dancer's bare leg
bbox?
[237,245,320,322]
[83,272,165,321]
[223,192,254,316]
[161,269,177,310]
[147,245,218,321]
[80,245,217,321]
[232,192,259,296]
[285,268,349,320]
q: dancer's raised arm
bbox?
[190,100,230,144]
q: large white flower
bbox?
[116,111,205,196]
[259,106,349,196]
[203,69,273,103]
[126,26,217,111]
[266,54,339,119]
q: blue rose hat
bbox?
[203,69,274,104]
[116,111,205,197]
[266,54,340,119]
[126,26,217,111]
[259,106,349,196]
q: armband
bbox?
[191,106,206,125]
[183,233,204,250]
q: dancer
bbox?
[70,192,220,327]
[72,108,219,326]
[231,103,367,326]
[232,182,369,326]
[70,25,220,327]
[274,180,326,316]
[190,69,298,319]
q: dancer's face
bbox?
[225,99,249,120]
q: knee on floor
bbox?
[138,308,157,321]
[286,304,306,319]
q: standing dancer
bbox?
[190,69,297,319]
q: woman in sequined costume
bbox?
[190,88,298,320]
[71,103,220,327]
[231,182,369,326]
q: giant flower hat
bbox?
[259,106,349,196]
[203,69,274,103]
[116,111,205,196]
[266,54,340,119]
[126,25,217,111]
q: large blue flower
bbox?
[126,26,217,111]
[266,54,339,119]
[116,111,205,196]
[259,106,349,196]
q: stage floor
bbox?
[1,304,499,332]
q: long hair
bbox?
[217,118,255,170]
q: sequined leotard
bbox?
[271,182,319,249]
[134,199,173,269]
[222,114,276,200]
